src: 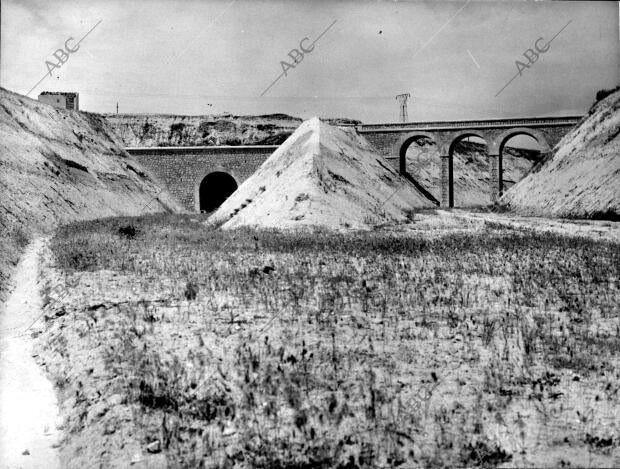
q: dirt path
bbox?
[0,238,61,469]
[437,209,620,241]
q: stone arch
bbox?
[495,128,548,198]
[446,131,491,208]
[394,132,439,174]
[447,130,490,155]
[195,171,238,213]
[495,127,550,154]
[393,132,443,206]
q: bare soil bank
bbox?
[0,87,182,301]
[103,113,361,148]
[501,89,620,218]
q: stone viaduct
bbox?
[355,115,582,206]
[126,115,582,212]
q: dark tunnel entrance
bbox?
[199,172,238,212]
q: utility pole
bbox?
[395,93,411,123]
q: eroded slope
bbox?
[501,90,620,218]
[0,87,181,299]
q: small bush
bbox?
[141,121,152,137]
[595,86,620,103]
[118,225,137,239]
[183,280,198,301]
[460,440,512,467]
[170,122,185,134]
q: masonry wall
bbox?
[127,146,278,211]
[363,133,401,157]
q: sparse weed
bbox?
[41,214,620,468]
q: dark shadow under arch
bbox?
[199,172,238,212]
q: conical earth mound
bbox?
[209,117,434,229]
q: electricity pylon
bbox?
[395,93,411,123]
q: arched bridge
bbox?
[126,115,581,212]
[353,115,582,207]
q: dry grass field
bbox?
[37,214,619,468]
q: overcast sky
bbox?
[1,0,618,123]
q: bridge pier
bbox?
[440,154,452,207]
[489,153,500,203]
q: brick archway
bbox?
[197,172,238,213]
[394,132,443,205]
[394,132,439,174]
[495,127,551,154]
[496,128,548,198]
[446,131,490,208]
